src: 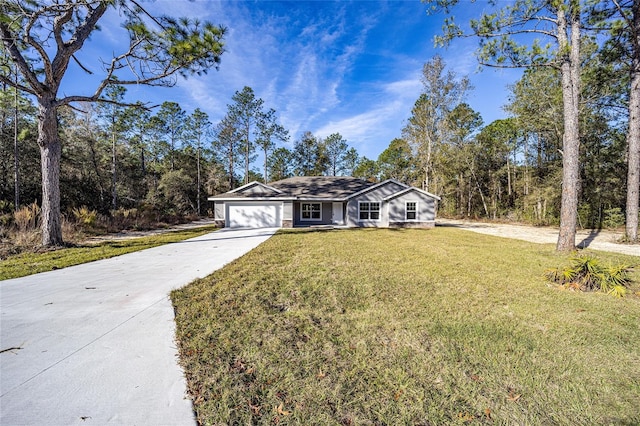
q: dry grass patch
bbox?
[0,225,218,280]
[172,228,640,425]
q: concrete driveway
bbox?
[1,227,277,425]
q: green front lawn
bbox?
[0,225,218,280]
[171,228,640,425]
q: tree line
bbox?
[0,83,362,219]
[419,0,639,249]
[356,55,631,240]
[2,0,638,251]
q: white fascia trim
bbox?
[208,196,295,201]
[228,181,283,194]
[295,197,346,202]
[383,186,441,201]
[346,179,409,200]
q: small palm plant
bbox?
[544,256,634,297]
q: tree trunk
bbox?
[197,145,201,216]
[556,7,581,252]
[424,135,432,191]
[625,4,640,242]
[506,155,512,196]
[14,67,20,211]
[229,145,235,189]
[140,147,146,176]
[244,122,250,184]
[112,130,117,211]
[264,147,268,183]
[38,97,63,246]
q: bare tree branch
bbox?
[23,9,54,86]
[53,4,74,51]
[0,74,36,95]
[0,23,44,94]
[71,54,93,74]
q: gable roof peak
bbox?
[229,181,282,194]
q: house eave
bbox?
[228,181,283,194]
[383,186,441,201]
[207,196,295,202]
[345,178,409,200]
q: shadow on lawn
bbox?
[577,228,601,249]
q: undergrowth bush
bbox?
[545,255,634,297]
[14,202,40,231]
[603,207,625,229]
[72,206,98,227]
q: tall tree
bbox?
[446,103,486,216]
[323,132,349,176]
[268,147,294,182]
[98,85,128,210]
[0,0,226,246]
[256,108,288,183]
[0,76,38,209]
[185,108,211,215]
[353,157,379,182]
[228,86,263,184]
[590,0,640,242]
[402,56,470,195]
[214,114,241,189]
[156,102,186,171]
[428,0,584,251]
[124,102,151,179]
[293,131,327,176]
[343,147,360,177]
[377,138,417,184]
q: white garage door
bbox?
[227,202,281,228]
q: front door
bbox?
[332,202,344,225]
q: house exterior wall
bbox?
[293,202,333,226]
[283,201,293,228]
[345,181,406,227]
[388,191,437,228]
[210,180,438,229]
[214,201,225,220]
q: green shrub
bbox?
[544,255,634,297]
[603,207,625,229]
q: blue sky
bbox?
[63,0,521,161]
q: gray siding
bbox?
[293,202,333,226]
[388,191,436,222]
[283,201,293,221]
[214,201,225,220]
[346,181,406,227]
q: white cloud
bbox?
[313,76,423,159]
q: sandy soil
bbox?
[83,219,218,244]
[437,218,640,257]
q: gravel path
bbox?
[437,219,640,257]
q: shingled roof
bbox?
[209,176,375,200]
[269,176,373,199]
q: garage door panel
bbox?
[227,203,281,228]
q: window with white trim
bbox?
[359,201,380,220]
[406,201,418,220]
[301,203,321,220]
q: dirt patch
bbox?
[437,219,640,257]
[82,219,218,245]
